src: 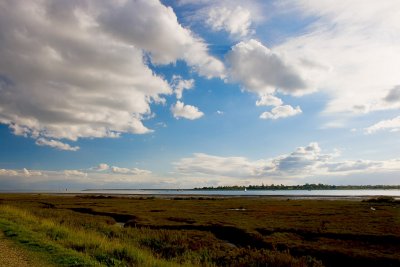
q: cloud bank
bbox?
[1,144,400,189]
[0,164,155,190]
[175,142,400,180]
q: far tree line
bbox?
[194,183,400,190]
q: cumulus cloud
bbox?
[99,0,225,78]
[111,166,152,175]
[0,0,224,150]
[22,168,42,177]
[35,138,80,151]
[0,0,170,144]
[178,0,264,39]
[0,165,157,190]
[174,142,399,180]
[180,0,400,119]
[170,75,194,99]
[95,163,109,171]
[273,142,328,172]
[323,160,382,173]
[260,105,302,120]
[256,94,283,107]
[64,170,87,177]
[275,0,400,114]
[8,124,32,138]
[0,156,399,189]
[0,168,42,177]
[175,153,268,178]
[0,169,19,177]
[365,116,400,134]
[227,39,309,96]
[171,101,204,120]
[90,163,151,175]
[206,6,253,38]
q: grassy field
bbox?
[0,194,399,267]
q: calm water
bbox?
[79,189,400,197]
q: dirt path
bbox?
[0,232,36,267]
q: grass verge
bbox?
[0,205,182,267]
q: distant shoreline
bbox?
[82,184,400,191]
[1,192,400,201]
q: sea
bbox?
[2,189,400,198]
[78,189,400,197]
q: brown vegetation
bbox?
[1,193,399,266]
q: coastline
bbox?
[1,191,399,201]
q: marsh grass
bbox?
[1,194,399,266]
[0,205,184,267]
[0,202,323,266]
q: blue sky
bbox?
[1,0,400,190]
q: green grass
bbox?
[0,205,184,267]
[0,213,98,266]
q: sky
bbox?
[0,0,400,190]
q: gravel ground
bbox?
[0,232,35,267]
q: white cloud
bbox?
[0,0,170,144]
[260,105,302,120]
[175,153,268,178]
[8,124,32,138]
[227,39,309,96]
[216,110,224,115]
[0,168,42,177]
[174,142,400,180]
[178,0,265,40]
[206,6,253,38]
[256,94,283,107]
[225,39,318,115]
[0,166,160,189]
[111,166,152,175]
[273,142,327,173]
[99,0,225,78]
[274,0,400,114]
[0,169,19,177]
[90,163,152,175]
[365,116,400,134]
[35,138,80,151]
[170,75,194,99]
[171,101,204,120]
[64,170,87,177]
[1,155,399,189]
[95,163,109,171]
[22,168,42,177]
[0,0,224,150]
[323,160,382,173]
